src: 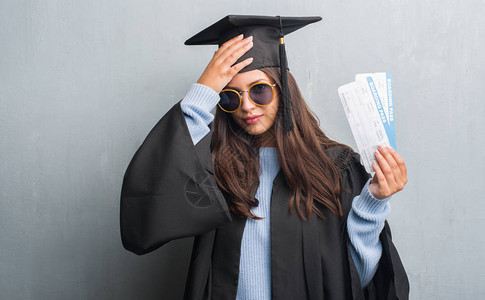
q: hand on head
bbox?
[196,34,254,94]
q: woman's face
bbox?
[226,69,279,141]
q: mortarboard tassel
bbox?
[278,17,294,133]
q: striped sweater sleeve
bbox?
[347,178,391,287]
[180,83,220,146]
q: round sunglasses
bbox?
[218,82,277,113]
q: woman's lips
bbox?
[243,115,262,124]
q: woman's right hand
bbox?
[196,34,254,94]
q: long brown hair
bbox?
[211,67,350,221]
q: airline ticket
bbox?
[338,72,395,174]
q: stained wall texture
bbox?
[1,1,484,299]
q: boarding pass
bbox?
[338,72,395,174]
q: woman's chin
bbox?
[242,125,267,136]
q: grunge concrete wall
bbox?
[1,1,483,299]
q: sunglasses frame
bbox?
[218,82,277,113]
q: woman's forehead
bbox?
[227,70,272,88]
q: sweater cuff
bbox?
[352,178,391,214]
[180,83,220,112]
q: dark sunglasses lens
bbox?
[249,83,274,105]
[219,91,240,112]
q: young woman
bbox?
[120,15,409,300]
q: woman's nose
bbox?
[240,91,256,111]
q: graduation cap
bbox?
[185,15,322,133]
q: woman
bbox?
[120,15,409,300]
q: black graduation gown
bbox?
[120,100,410,300]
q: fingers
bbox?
[213,34,244,59]
[381,146,407,190]
[388,146,408,181]
[373,148,392,197]
[380,146,403,182]
[373,145,407,198]
[231,57,254,75]
[218,36,253,65]
[375,146,395,181]
[371,158,392,199]
[372,160,387,187]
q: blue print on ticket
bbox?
[386,73,395,149]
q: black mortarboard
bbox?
[185,15,322,133]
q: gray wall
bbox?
[1,1,484,299]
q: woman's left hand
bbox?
[369,145,408,199]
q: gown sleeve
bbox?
[120,98,232,255]
[334,146,410,300]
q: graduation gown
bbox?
[120,100,410,300]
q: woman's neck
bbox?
[257,129,276,147]
[260,140,276,147]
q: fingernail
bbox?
[375,150,380,156]
[247,35,253,41]
[238,34,243,39]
